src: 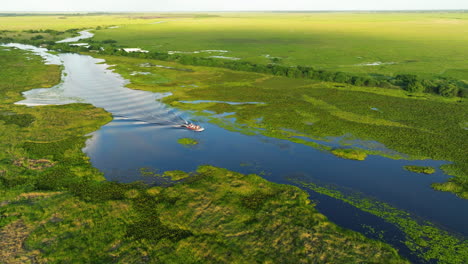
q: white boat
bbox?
[181,123,204,132]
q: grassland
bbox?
[91,12,468,81]
[0,44,409,263]
[94,54,468,199]
[0,14,193,31]
[3,13,468,80]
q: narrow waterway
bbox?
[4,34,467,263]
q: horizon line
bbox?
[1,9,468,13]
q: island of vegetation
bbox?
[331,149,368,161]
[404,165,436,175]
[177,137,198,146]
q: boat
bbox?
[181,123,205,132]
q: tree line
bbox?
[2,33,466,98]
[91,45,468,98]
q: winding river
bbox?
[3,33,467,263]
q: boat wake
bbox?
[10,49,193,128]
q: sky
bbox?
[1,0,467,12]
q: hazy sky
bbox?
[1,0,467,12]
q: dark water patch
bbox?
[300,187,421,263]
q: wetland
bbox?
[0,12,467,263]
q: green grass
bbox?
[177,137,199,145]
[94,54,468,199]
[0,14,190,31]
[404,165,436,174]
[90,12,468,81]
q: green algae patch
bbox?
[404,165,436,174]
[432,180,468,200]
[332,148,367,161]
[295,180,468,264]
[163,170,189,181]
[177,137,198,146]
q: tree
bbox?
[405,81,424,93]
[102,39,117,44]
[334,72,351,83]
[438,83,459,97]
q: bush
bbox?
[438,83,459,97]
[30,35,44,40]
[101,39,117,44]
[406,81,424,93]
[241,191,276,210]
[35,166,78,190]
[70,180,136,202]
[0,113,34,127]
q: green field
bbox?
[90,12,468,80]
[3,13,468,80]
[0,14,187,31]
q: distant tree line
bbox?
[2,34,466,98]
[92,45,468,98]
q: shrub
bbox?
[438,83,459,97]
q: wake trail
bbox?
[13,51,190,127]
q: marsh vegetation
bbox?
[177,138,199,145]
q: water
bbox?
[2,43,62,65]
[7,38,468,262]
[15,53,186,126]
[56,30,94,43]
